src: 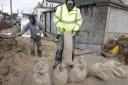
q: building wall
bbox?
[42,0,59,7]
[44,2,59,7]
[46,13,51,32]
[104,6,128,43]
[34,8,50,20]
[0,13,3,21]
[34,0,60,21]
[42,11,56,34]
[77,4,128,50]
[51,12,57,34]
[76,5,108,45]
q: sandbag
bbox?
[63,32,73,65]
[73,56,86,64]
[105,60,127,78]
[53,64,68,85]
[7,72,28,85]
[124,65,128,77]
[90,63,115,80]
[33,62,51,85]
[33,62,49,73]
[69,56,87,82]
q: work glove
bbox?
[43,31,46,37]
[72,30,80,36]
[72,31,76,36]
[75,30,80,36]
[57,28,65,34]
[71,30,76,36]
[36,33,41,36]
[16,33,22,36]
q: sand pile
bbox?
[0,21,12,31]
[0,36,35,85]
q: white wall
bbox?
[41,0,59,7]
[0,13,4,20]
[120,0,128,5]
[106,7,128,33]
[34,0,60,20]
[34,8,50,20]
[104,6,128,43]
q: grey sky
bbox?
[0,0,42,14]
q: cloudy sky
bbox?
[0,0,42,14]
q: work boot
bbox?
[68,64,73,69]
[53,62,59,69]
[38,50,42,57]
[31,50,35,56]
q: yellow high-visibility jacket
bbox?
[54,4,83,34]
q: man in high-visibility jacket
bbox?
[53,0,83,68]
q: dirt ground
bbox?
[0,27,97,85]
[1,27,128,85]
[0,27,58,85]
[0,21,12,31]
[0,28,99,85]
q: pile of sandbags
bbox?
[101,35,128,64]
[31,57,128,85]
[8,61,52,85]
[90,62,115,80]
[90,60,128,80]
[105,60,128,78]
[53,56,88,85]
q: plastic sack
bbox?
[33,62,51,85]
[105,60,127,78]
[90,63,115,80]
[53,64,68,85]
[69,56,87,82]
[63,32,73,65]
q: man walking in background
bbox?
[17,15,44,57]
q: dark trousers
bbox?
[30,38,42,56]
[55,34,75,64]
